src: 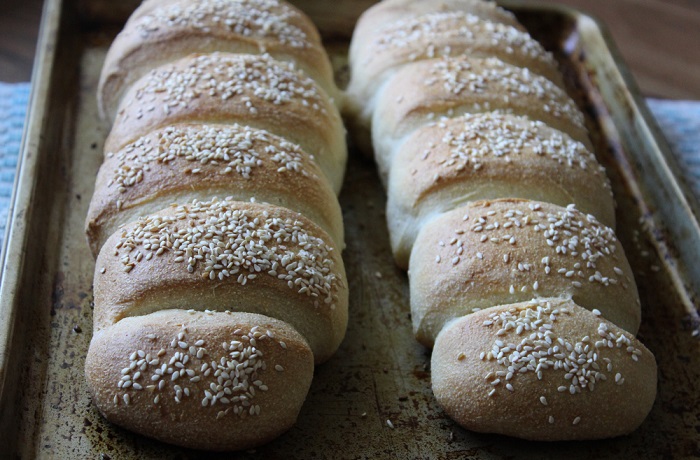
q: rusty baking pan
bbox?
[1,0,699,457]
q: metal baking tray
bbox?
[1,0,699,457]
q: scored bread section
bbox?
[94,199,348,364]
[386,112,615,268]
[99,0,338,122]
[86,310,315,451]
[409,199,639,348]
[106,52,347,194]
[86,123,344,256]
[371,55,591,184]
[431,298,657,441]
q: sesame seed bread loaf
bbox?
[371,56,591,184]
[106,52,347,194]
[86,123,344,256]
[346,0,656,440]
[93,198,348,364]
[386,113,614,268]
[431,298,657,440]
[409,199,639,348]
[85,310,315,451]
[87,0,350,449]
[98,0,338,122]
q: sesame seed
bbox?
[478,301,640,405]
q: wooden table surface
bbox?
[1,0,699,99]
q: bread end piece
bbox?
[409,199,640,347]
[93,198,348,365]
[431,298,657,440]
[85,310,314,451]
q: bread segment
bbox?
[87,123,344,255]
[350,0,523,57]
[107,52,347,194]
[86,310,315,451]
[99,0,338,121]
[387,113,614,268]
[432,299,656,440]
[94,198,348,364]
[372,55,591,183]
[347,11,562,139]
[409,199,639,347]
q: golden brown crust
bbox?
[106,52,347,194]
[94,198,348,364]
[371,56,591,180]
[86,123,344,256]
[98,0,338,122]
[386,113,614,268]
[431,298,657,440]
[409,199,639,347]
[85,310,314,451]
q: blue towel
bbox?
[0,82,31,247]
[0,82,699,247]
[646,99,700,199]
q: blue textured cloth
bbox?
[0,82,31,248]
[0,83,698,248]
[646,99,700,199]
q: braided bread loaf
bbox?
[346,0,656,440]
[85,0,348,451]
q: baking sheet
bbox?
[1,0,699,457]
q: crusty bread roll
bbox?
[98,0,339,122]
[86,310,314,451]
[371,55,591,184]
[106,52,347,194]
[409,199,639,348]
[432,298,657,440]
[86,123,344,256]
[93,198,348,364]
[386,113,614,268]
